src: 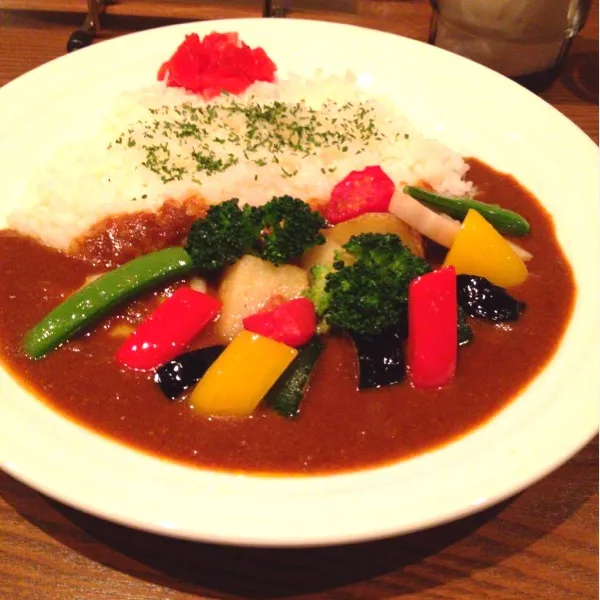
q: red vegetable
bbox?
[407,266,457,389]
[243,298,317,348]
[116,287,221,371]
[326,166,396,224]
[158,32,276,100]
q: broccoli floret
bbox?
[186,196,325,273]
[257,196,326,266]
[311,233,431,335]
[185,199,260,274]
[306,264,332,317]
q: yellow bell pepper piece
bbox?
[189,330,298,417]
[443,209,528,288]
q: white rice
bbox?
[8,71,473,251]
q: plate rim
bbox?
[0,17,597,547]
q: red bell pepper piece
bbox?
[116,287,221,371]
[407,266,457,389]
[325,165,396,224]
[242,297,316,348]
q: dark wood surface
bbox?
[0,2,598,599]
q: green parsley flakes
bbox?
[110,97,389,181]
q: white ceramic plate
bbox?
[0,18,597,547]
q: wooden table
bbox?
[0,3,598,599]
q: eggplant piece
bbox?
[155,345,225,400]
[350,329,406,390]
[457,275,525,322]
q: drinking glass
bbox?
[428,0,592,88]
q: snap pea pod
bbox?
[403,185,530,237]
[24,247,194,359]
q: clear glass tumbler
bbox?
[428,0,591,88]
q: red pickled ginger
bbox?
[158,32,277,99]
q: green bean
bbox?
[403,186,530,237]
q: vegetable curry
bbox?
[0,160,575,474]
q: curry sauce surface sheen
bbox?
[0,160,575,474]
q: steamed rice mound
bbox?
[8,71,473,252]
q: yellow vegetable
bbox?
[327,212,424,258]
[189,331,298,417]
[301,212,424,271]
[108,324,135,338]
[443,209,528,288]
[300,237,343,271]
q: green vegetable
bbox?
[308,233,431,335]
[24,247,194,359]
[265,337,324,419]
[185,199,260,274]
[403,185,530,237]
[258,196,326,265]
[457,306,473,346]
[186,196,325,273]
[115,98,386,182]
[306,264,331,317]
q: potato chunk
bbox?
[300,212,423,272]
[300,237,343,271]
[216,255,309,341]
[327,213,424,258]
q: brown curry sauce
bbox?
[0,160,575,474]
